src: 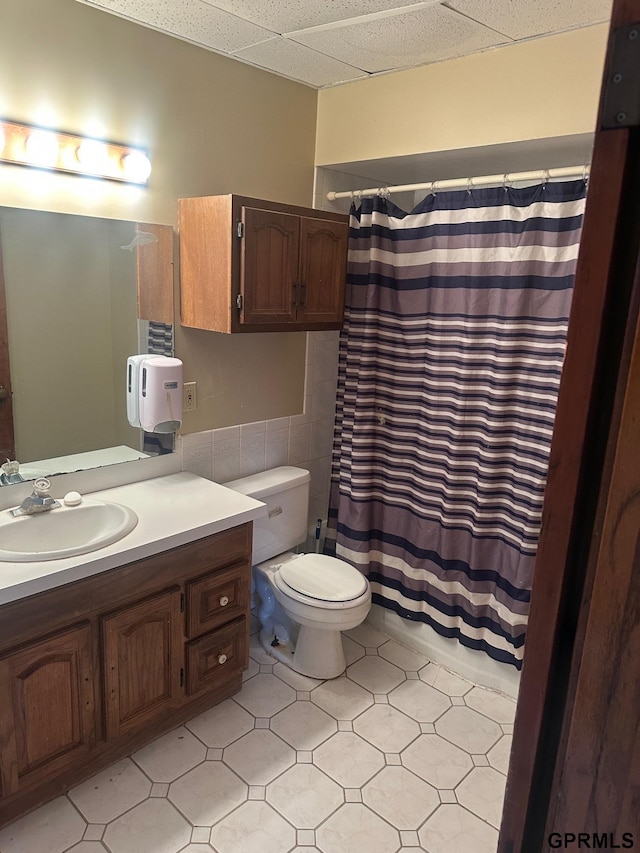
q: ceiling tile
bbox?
[202,0,442,34]
[446,0,612,40]
[290,4,510,73]
[84,0,273,53]
[233,37,368,87]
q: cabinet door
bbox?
[298,217,348,326]
[102,589,183,740]
[186,562,250,638]
[240,207,299,325]
[0,624,95,797]
[186,618,248,696]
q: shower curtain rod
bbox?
[326,163,590,201]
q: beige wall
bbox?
[315,24,608,167]
[0,0,316,435]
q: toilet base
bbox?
[260,625,347,680]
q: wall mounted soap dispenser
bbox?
[127,354,183,433]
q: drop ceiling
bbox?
[76,0,612,89]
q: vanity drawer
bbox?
[186,562,250,638]
[186,618,248,695]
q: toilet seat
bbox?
[274,553,368,606]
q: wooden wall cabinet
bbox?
[0,523,252,826]
[179,195,349,333]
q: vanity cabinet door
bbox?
[186,562,250,638]
[0,624,96,797]
[186,618,248,696]
[102,589,183,741]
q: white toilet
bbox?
[225,466,371,679]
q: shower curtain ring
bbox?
[503,173,511,191]
[542,169,549,189]
[467,177,473,195]
[583,165,589,185]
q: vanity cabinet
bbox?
[0,522,252,827]
[102,589,184,740]
[179,194,349,333]
[0,624,96,798]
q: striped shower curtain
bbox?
[326,181,586,668]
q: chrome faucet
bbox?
[0,460,25,486]
[11,478,61,516]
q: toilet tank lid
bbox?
[225,466,310,499]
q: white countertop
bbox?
[0,472,266,606]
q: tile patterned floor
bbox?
[0,621,516,853]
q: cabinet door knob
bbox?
[218,654,228,665]
[219,595,229,607]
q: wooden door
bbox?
[0,225,15,459]
[0,624,95,797]
[240,207,299,326]
[102,589,183,740]
[298,217,348,327]
[499,0,640,848]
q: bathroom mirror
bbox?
[0,206,174,479]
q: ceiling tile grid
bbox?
[289,4,511,74]
[78,0,613,87]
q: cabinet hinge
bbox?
[236,221,244,238]
[236,293,243,310]
[601,23,640,128]
[180,667,184,687]
[180,592,185,612]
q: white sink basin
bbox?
[0,499,139,562]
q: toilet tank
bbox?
[225,466,311,564]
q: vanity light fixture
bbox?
[0,119,152,184]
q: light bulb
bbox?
[25,129,59,167]
[0,127,5,156]
[76,139,109,173]
[121,151,151,183]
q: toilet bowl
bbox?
[254,551,371,679]
[225,466,372,679]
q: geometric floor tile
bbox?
[352,703,420,753]
[377,639,430,672]
[0,796,86,853]
[419,662,474,697]
[68,758,151,823]
[0,620,519,853]
[224,728,296,785]
[389,679,452,722]
[313,732,384,788]
[267,763,343,827]
[488,734,513,775]
[464,686,518,724]
[362,765,439,829]
[402,734,473,789]
[185,698,254,747]
[346,656,405,694]
[316,803,400,853]
[311,676,374,720]
[209,800,297,853]
[455,766,507,828]
[435,706,502,754]
[233,673,296,717]
[131,726,206,782]
[270,700,337,750]
[419,803,499,853]
[168,761,248,825]
[102,798,191,853]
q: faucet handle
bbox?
[32,478,52,497]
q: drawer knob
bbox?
[218,654,228,665]
[219,595,230,607]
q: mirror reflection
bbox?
[0,207,174,481]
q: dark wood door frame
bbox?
[499,1,640,849]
